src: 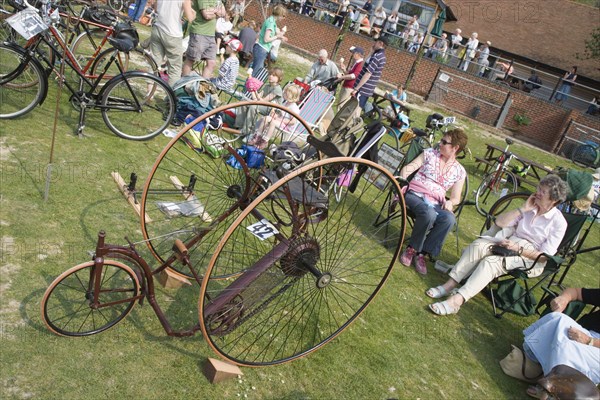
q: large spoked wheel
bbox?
[100,71,175,140]
[480,192,531,233]
[475,170,518,217]
[140,101,319,279]
[198,157,406,366]
[41,260,140,337]
[0,43,47,119]
[571,144,598,168]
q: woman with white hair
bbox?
[426,174,568,315]
[460,32,479,71]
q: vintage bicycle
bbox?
[474,137,531,216]
[0,0,174,139]
[41,101,408,366]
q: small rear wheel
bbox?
[475,170,518,217]
[41,260,140,337]
[101,71,175,140]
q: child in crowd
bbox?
[211,39,242,92]
[249,84,302,149]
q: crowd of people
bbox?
[124,1,600,396]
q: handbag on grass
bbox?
[499,344,543,383]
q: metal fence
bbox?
[554,121,600,159]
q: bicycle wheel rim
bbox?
[101,73,175,140]
[199,157,406,366]
[41,260,140,337]
[0,44,45,119]
[140,100,320,279]
[475,170,517,216]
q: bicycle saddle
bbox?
[505,138,514,145]
[411,127,427,137]
[108,36,135,53]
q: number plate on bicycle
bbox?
[7,9,48,40]
[443,116,456,125]
[247,219,279,240]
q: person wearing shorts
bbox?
[182,0,226,79]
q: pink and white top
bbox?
[408,148,466,205]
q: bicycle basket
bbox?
[113,22,139,49]
[83,6,118,27]
[6,8,48,40]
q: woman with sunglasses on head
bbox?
[426,174,568,315]
[398,129,469,275]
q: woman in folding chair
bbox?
[426,175,568,315]
[398,128,469,275]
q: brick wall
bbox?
[245,5,599,154]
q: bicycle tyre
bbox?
[107,0,124,12]
[91,46,159,80]
[41,260,140,337]
[140,100,320,279]
[571,144,598,168]
[0,43,47,119]
[198,157,406,366]
[70,28,110,71]
[100,71,175,140]
[475,170,518,217]
[481,192,530,233]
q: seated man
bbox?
[523,287,599,390]
[398,128,468,275]
[425,175,568,315]
[303,49,340,86]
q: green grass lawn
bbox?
[1,38,599,399]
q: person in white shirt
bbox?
[460,32,479,71]
[304,49,339,85]
[448,28,463,67]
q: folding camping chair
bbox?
[371,135,470,254]
[481,193,590,318]
[221,67,269,103]
[277,86,335,144]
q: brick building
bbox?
[244,2,599,155]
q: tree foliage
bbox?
[576,27,600,60]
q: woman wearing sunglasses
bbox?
[398,129,469,275]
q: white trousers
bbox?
[449,236,544,302]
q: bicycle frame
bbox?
[90,230,202,337]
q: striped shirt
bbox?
[214,57,239,91]
[354,48,386,97]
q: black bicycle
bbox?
[1,0,175,140]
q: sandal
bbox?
[425,285,448,299]
[429,300,460,316]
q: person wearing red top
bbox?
[336,46,364,109]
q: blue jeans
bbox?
[404,191,456,257]
[251,43,269,77]
[132,0,147,22]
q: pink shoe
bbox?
[400,246,416,266]
[415,254,427,275]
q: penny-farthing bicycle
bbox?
[41,101,407,366]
